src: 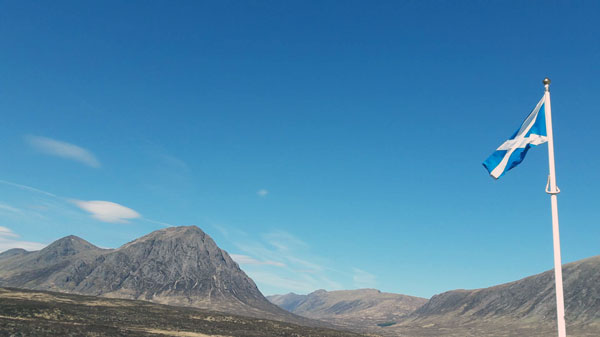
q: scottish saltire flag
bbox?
[483,96,548,179]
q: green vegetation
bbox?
[376,322,396,327]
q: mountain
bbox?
[0,226,316,326]
[388,256,600,336]
[0,235,106,290]
[270,257,600,336]
[268,292,307,311]
[0,248,30,259]
[401,255,600,328]
[268,288,427,331]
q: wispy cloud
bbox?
[141,217,172,227]
[211,223,248,239]
[257,189,269,197]
[246,271,332,294]
[26,135,100,168]
[140,140,190,173]
[0,226,46,252]
[230,254,286,267]
[1,180,170,227]
[0,180,57,198]
[263,231,308,252]
[222,227,345,295]
[285,255,324,273]
[157,153,190,172]
[0,203,22,214]
[0,226,19,238]
[72,200,141,223]
[352,267,377,289]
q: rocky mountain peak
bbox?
[38,235,99,259]
[116,225,235,274]
[0,248,29,259]
[137,225,206,239]
[121,226,211,250]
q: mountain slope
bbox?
[268,292,307,312]
[407,255,600,324]
[0,226,317,325]
[384,255,600,336]
[268,288,427,331]
[270,257,600,336]
[0,235,105,289]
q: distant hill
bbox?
[270,257,600,336]
[268,288,427,331]
[0,226,319,326]
[397,255,600,336]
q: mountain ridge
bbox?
[268,288,428,332]
[2,226,599,336]
[0,226,322,327]
[268,256,600,336]
[405,255,600,324]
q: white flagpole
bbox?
[543,77,567,337]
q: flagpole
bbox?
[543,77,567,337]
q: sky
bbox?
[1,0,600,298]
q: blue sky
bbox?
[1,1,600,298]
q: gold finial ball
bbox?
[543,78,551,85]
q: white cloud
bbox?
[0,226,19,238]
[257,189,269,197]
[352,268,377,289]
[0,180,166,226]
[0,226,46,252]
[230,254,286,267]
[72,200,141,223]
[26,135,100,168]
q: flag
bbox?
[483,96,548,179]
